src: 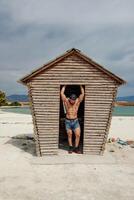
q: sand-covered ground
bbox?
[0,110,134,200]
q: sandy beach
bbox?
[0,109,134,140]
[0,110,134,200]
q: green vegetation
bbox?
[9,101,21,106]
[0,90,8,106]
[0,90,21,106]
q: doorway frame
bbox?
[58,84,85,154]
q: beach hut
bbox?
[18,48,125,156]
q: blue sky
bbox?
[0,0,134,96]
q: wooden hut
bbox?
[18,48,125,156]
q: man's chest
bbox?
[65,102,78,111]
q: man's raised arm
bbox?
[78,86,85,103]
[61,86,67,102]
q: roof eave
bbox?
[74,51,126,85]
[18,49,78,84]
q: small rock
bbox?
[22,143,27,146]
[109,149,115,152]
[130,144,134,148]
[126,140,134,145]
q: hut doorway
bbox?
[59,85,85,153]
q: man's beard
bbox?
[69,100,75,105]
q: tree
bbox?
[0,90,8,106]
[10,101,21,106]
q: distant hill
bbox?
[7,95,29,102]
[7,94,134,102]
[116,96,134,102]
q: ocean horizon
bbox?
[1,106,134,116]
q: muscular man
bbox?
[60,86,84,153]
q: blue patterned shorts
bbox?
[65,118,80,132]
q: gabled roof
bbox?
[18,48,126,85]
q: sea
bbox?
[0,106,134,116]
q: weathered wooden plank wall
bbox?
[27,84,41,156]
[83,84,117,154]
[30,85,60,155]
[28,54,117,155]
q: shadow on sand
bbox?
[5,134,83,156]
[5,134,36,156]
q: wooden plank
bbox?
[84,137,105,140]
[84,132,106,135]
[31,80,115,84]
[33,76,111,81]
[34,106,59,111]
[38,128,58,131]
[36,118,58,121]
[41,149,58,152]
[84,129,106,132]
[84,143,103,146]
[86,96,114,99]
[101,87,117,153]
[86,86,116,89]
[31,81,114,86]
[85,109,111,112]
[36,121,58,124]
[32,94,59,98]
[84,134,105,138]
[86,98,113,101]
[34,71,109,75]
[85,119,109,122]
[84,138,104,141]
[84,149,102,152]
[84,125,107,128]
[39,135,58,137]
[33,107,58,110]
[85,112,110,115]
[39,145,58,149]
[33,110,59,113]
[39,142,58,146]
[84,152,101,154]
[84,136,104,139]
[31,92,58,95]
[37,125,58,128]
[39,137,58,140]
[85,104,112,106]
[31,105,59,108]
[41,152,58,155]
[28,84,42,156]
[84,132,105,135]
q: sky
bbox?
[0,0,134,97]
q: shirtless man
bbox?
[60,86,84,153]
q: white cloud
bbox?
[0,0,134,96]
[1,0,134,26]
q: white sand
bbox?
[109,116,134,140]
[0,110,33,138]
[0,110,134,200]
[0,109,134,140]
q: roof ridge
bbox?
[18,48,126,85]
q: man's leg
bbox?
[74,127,81,147]
[67,129,74,153]
[67,129,73,146]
